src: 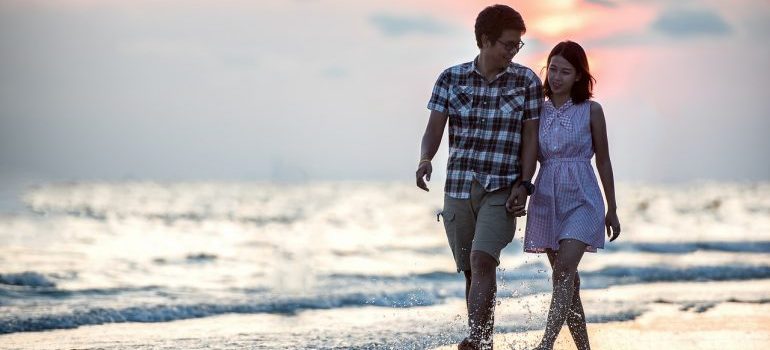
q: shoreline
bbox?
[2,280,769,349]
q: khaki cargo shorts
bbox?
[440,179,517,272]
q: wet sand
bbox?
[433,280,770,350]
[3,280,769,349]
[431,302,770,350]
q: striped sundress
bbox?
[524,99,605,253]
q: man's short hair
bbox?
[474,4,526,49]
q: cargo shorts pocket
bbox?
[440,210,458,255]
[440,207,472,272]
[482,193,516,244]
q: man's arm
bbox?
[506,119,539,214]
[518,119,539,185]
[506,70,543,215]
[416,110,448,191]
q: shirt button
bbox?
[481,118,486,123]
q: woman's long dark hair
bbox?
[543,41,596,104]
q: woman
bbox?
[524,41,621,350]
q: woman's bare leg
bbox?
[545,250,590,350]
[536,239,587,349]
[565,272,589,350]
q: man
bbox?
[415,4,542,350]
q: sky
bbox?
[0,0,768,184]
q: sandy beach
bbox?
[431,302,770,350]
[432,279,770,350]
[2,280,768,349]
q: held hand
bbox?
[506,185,528,216]
[605,209,621,242]
[415,161,432,192]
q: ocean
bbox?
[1,181,768,349]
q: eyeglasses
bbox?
[497,39,525,52]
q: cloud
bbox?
[321,66,348,79]
[369,13,457,37]
[585,31,651,47]
[523,37,549,51]
[585,0,618,8]
[652,9,731,37]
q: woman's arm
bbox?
[590,101,621,240]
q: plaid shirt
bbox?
[427,57,543,199]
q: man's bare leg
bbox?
[459,270,478,350]
[459,250,498,350]
[464,270,472,312]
